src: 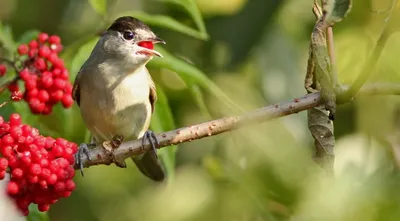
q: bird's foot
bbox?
[102,135,126,168]
[142,130,159,159]
[75,143,95,177]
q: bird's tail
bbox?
[131,151,165,181]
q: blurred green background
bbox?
[1,0,400,220]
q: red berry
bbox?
[38,33,49,43]
[54,181,65,193]
[2,134,14,146]
[11,91,23,101]
[54,78,66,89]
[7,182,19,195]
[40,75,53,88]
[48,35,61,45]
[9,113,22,126]
[37,90,49,102]
[0,158,8,170]
[12,168,24,179]
[28,40,38,49]
[38,45,51,58]
[65,180,76,191]
[10,126,23,139]
[30,164,42,176]
[28,175,39,183]
[38,204,50,212]
[28,49,37,58]
[61,94,74,108]
[47,174,57,184]
[0,65,7,76]
[8,82,19,92]
[34,58,46,70]
[50,90,63,102]
[25,78,37,90]
[0,170,6,179]
[18,44,29,55]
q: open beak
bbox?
[137,37,166,57]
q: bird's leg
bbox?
[142,130,159,159]
[75,143,95,177]
[106,135,126,168]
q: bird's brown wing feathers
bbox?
[72,70,82,106]
[147,69,157,113]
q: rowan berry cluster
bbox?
[0,113,77,216]
[0,32,74,115]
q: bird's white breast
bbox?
[80,65,152,142]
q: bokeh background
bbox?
[1,0,400,220]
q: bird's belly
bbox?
[80,81,151,143]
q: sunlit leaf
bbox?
[324,0,352,24]
[149,46,242,112]
[150,85,177,181]
[88,0,107,16]
[157,0,208,38]
[117,11,208,40]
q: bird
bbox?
[72,16,166,181]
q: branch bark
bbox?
[74,83,400,170]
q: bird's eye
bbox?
[123,31,135,40]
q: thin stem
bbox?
[338,0,398,102]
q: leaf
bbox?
[88,0,107,16]
[118,11,208,40]
[189,84,212,119]
[307,105,335,174]
[324,0,352,24]
[150,85,177,181]
[149,46,242,112]
[17,30,40,44]
[27,204,49,221]
[0,22,16,53]
[157,0,208,38]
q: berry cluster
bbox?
[0,113,77,215]
[1,33,74,115]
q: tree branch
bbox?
[74,83,400,169]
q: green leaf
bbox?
[149,46,242,112]
[324,0,352,24]
[150,86,177,181]
[88,0,107,16]
[189,84,212,119]
[0,22,16,54]
[118,11,208,40]
[17,30,40,44]
[157,0,208,38]
[27,204,49,221]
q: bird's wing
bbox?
[147,69,157,114]
[72,70,82,106]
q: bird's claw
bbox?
[102,135,126,168]
[75,143,94,177]
[142,130,159,159]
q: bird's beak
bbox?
[137,37,166,58]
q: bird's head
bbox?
[98,16,165,67]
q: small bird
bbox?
[72,16,166,181]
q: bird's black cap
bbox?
[108,16,151,32]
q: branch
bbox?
[75,83,400,169]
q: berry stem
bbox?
[0,76,19,94]
[0,57,20,72]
